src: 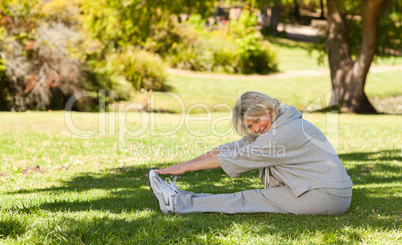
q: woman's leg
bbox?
[174,186,351,215]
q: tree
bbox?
[270,0,281,36]
[0,0,89,111]
[80,0,214,50]
[252,0,280,36]
[320,0,325,19]
[326,0,394,113]
[293,0,300,21]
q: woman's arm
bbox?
[176,147,221,165]
[155,151,221,175]
[174,137,250,167]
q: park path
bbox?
[167,64,402,80]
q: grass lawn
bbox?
[141,69,402,114]
[267,37,402,72]
[130,38,402,113]
[0,111,401,244]
[1,37,401,244]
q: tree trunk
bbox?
[270,0,280,36]
[0,82,9,111]
[326,0,392,113]
[294,0,300,21]
[320,0,325,19]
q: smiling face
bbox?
[232,91,281,136]
[244,112,274,135]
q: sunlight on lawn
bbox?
[0,110,401,243]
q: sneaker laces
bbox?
[165,177,179,193]
[156,174,179,193]
[165,177,178,207]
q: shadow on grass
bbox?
[266,36,315,50]
[2,149,400,242]
[4,167,243,214]
[339,149,401,162]
[0,218,27,239]
[339,149,401,185]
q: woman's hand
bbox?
[155,164,187,175]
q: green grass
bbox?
[1,38,401,244]
[0,111,401,244]
[267,37,402,72]
[140,69,401,113]
[268,38,330,71]
[130,38,401,113]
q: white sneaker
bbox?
[148,170,179,214]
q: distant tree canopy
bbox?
[80,0,214,50]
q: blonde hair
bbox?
[232,91,281,136]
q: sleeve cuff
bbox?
[217,152,239,178]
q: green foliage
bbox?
[82,48,167,103]
[143,20,183,57]
[79,0,179,95]
[209,34,239,73]
[187,14,205,31]
[233,9,258,33]
[314,0,402,61]
[168,42,213,71]
[108,49,167,91]
[0,58,5,76]
[0,0,41,44]
[0,0,93,111]
[166,11,278,74]
[41,0,80,24]
[0,26,10,111]
[228,11,278,73]
[78,0,215,93]
[80,0,214,49]
[0,0,41,20]
[83,60,132,102]
[241,40,277,74]
[0,27,6,76]
[0,0,169,111]
[378,1,402,57]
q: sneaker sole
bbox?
[148,170,169,214]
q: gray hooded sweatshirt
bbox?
[217,105,353,197]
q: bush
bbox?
[0,21,89,111]
[84,59,132,102]
[209,34,239,73]
[160,12,278,74]
[0,0,96,111]
[235,33,278,74]
[0,0,167,111]
[41,0,80,25]
[108,49,167,91]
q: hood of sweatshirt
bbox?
[273,104,302,127]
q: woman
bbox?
[148,91,353,215]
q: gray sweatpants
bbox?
[174,186,352,215]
